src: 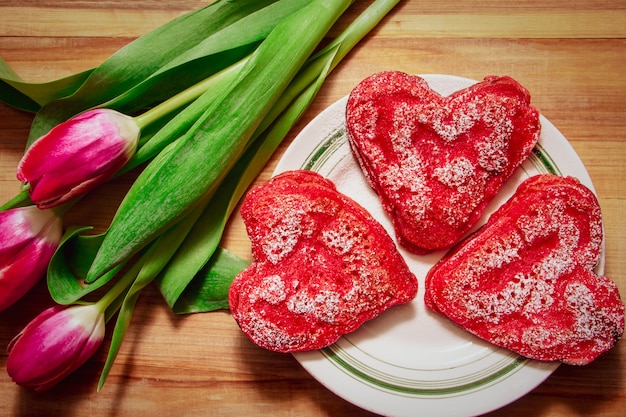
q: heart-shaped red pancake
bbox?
[346,72,541,253]
[425,174,624,365]
[229,170,418,352]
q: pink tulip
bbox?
[7,304,105,391]
[17,109,140,209]
[0,206,63,311]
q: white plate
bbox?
[273,74,602,417]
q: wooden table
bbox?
[1,1,624,416]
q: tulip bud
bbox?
[7,304,105,391]
[17,109,140,209]
[0,206,63,311]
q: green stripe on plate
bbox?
[321,346,528,397]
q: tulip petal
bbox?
[7,305,65,353]
[17,109,139,208]
[0,210,37,264]
[0,206,62,311]
[7,304,105,391]
[0,239,58,311]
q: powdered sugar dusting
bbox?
[231,170,418,352]
[256,194,328,264]
[287,289,342,324]
[248,275,286,305]
[320,215,364,255]
[472,95,517,172]
[261,205,307,264]
[345,72,540,252]
[433,157,475,190]
[390,101,417,149]
[457,201,587,324]
[416,99,476,143]
[565,282,604,341]
[427,175,624,364]
[243,309,309,351]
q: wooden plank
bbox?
[2,6,626,39]
[0,7,187,38]
[384,10,626,39]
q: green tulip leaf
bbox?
[169,248,249,314]
[25,0,311,146]
[98,0,310,115]
[47,226,123,304]
[0,189,31,212]
[0,57,92,112]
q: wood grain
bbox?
[1,1,625,416]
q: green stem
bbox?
[133,57,249,131]
[0,188,31,211]
[326,0,400,64]
[49,194,83,218]
[94,260,144,315]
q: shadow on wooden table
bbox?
[485,347,624,416]
[234,340,380,416]
[2,280,155,417]
[3,280,623,417]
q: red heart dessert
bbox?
[425,174,624,365]
[346,72,541,253]
[229,170,418,352]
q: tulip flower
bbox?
[0,205,63,311]
[7,304,105,391]
[6,242,142,392]
[17,109,140,209]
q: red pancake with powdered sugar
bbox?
[229,170,418,353]
[425,174,624,365]
[345,72,540,253]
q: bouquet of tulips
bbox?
[0,0,401,391]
